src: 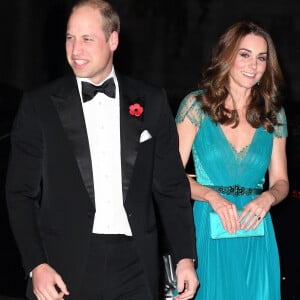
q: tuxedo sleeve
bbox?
[6,93,48,275]
[152,90,196,264]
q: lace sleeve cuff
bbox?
[274,107,288,138]
[175,90,205,128]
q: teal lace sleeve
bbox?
[175,90,205,128]
[274,107,288,138]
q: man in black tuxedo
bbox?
[5,0,198,299]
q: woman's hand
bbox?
[238,191,275,230]
[209,197,241,234]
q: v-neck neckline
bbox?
[217,123,258,159]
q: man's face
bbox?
[66,5,118,84]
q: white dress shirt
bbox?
[77,68,132,236]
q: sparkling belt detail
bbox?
[204,184,262,196]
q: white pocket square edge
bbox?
[139,130,152,143]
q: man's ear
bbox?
[109,31,119,51]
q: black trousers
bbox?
[78,234,152,300]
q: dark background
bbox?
[0,0,299,299]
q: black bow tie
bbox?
[81,78,116,102]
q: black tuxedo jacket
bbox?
[6,72,196,300]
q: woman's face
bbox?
[229,34,267,90]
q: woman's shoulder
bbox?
[175,89,206,126]
[180,89,205,109]
[274,107,288,138]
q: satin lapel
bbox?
[118,74,143,202]
[51,76,95,206]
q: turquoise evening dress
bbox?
[175,90,287,300]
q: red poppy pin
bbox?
[129,102,144,117]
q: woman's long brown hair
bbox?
[198,21,285,132]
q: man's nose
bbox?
[72,40,83,55]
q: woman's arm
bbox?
[177,117,240,233]
[265,136,289,205]
[240,136,289,229]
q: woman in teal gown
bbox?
[176,21,289,300]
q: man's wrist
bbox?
[177,258,196,267]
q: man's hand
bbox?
[32,263,70,300]
[175,258,199,299]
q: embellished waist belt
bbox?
[204,184,262,196]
